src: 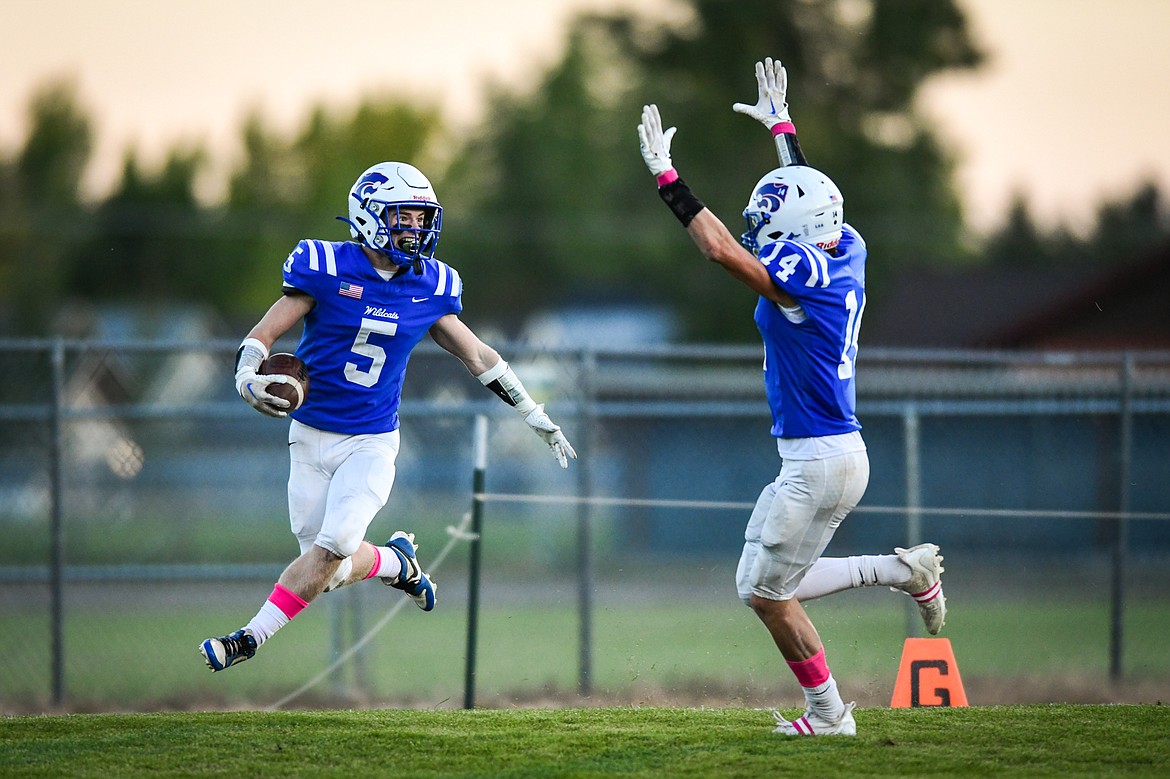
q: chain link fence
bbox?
[1,340,1168,712]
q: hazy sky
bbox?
[2,0,1168,235]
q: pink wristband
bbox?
[770,121,797,136]
[655,168,679,186]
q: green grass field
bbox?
[4,515,1170,776]
[4,593,1169,712]
[3,706,1169,778]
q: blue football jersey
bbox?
[753,224,867,439]
[280,239,463,434]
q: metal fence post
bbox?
[464,414,488,709]
[49,338,66,706]
[1110,354,1134,681]
[576,350,596,697]
[903,402,923,636]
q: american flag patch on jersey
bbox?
[339,282,363,299]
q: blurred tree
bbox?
[69,146,213,304]
[439,0,984,340]
[222,98,444,318]
[0,79,93,334]
[983,182,1168,268]
[44,95,442,331]
[8,0,1164,342]
[982,194,1050,267]
[1086,181,1168,264]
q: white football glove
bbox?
[523,404,577,469]
[236,369,293,418]
[234,337,291,419]
[637,104,677,177]
[732,57,791,129]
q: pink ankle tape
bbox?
[655,168,679,186]
[363,546,383,580]
[770,121,796,136]
[787,648,830,688]
[269,583,309,619]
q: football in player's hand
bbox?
[259,353,310,411]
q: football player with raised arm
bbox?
[199,162,576,672]
[637,59,946,736]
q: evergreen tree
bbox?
[0,79,93,334]
[439,0,984,340]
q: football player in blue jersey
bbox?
[638,59,946,735]
[200,161,576,672]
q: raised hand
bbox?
[637,104,677,177]
[732,57,791,129]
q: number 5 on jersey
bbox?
[346,317,398,387]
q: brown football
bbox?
[258,353,310,411]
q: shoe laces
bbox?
[222,631,255,657]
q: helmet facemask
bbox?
[364,200,442,266]
[339,162,443,271]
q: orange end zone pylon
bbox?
[890,637,968,708]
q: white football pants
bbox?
[286,420,400,560]
[736,448,870,603]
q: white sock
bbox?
[794,558,854,600]
[246,601,290,646]
[849,554,912,588]
[369,545,403,580]
[803,674,845,722]
[795,555,911,601]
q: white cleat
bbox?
[772,702,857,736]
[894,543,947,635]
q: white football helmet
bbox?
[340,162,442,268]
[741,165,843,254]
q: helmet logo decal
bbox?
[354,171,390,201]
[757,182,789,205]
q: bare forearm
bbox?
[247,293,313,348]
[686,210,791,303]
[430,314,500,376]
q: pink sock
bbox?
[787,649,845,722]
[269,583,309,619]
[246,583,310,645]
[787,647,831,688]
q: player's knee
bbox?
[736,586,754,607]
[322,556,354,592]
[748,592,768,618]
[316,512,368,559]
[317,531,361,560]
[748,543,798,602]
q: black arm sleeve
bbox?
[775,131,808,167]
[658,178,706,227]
